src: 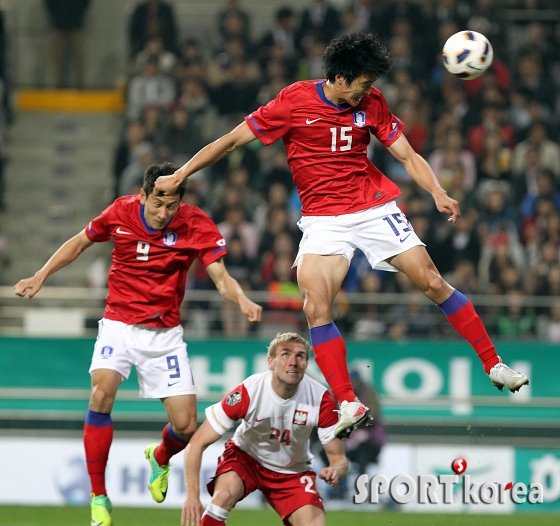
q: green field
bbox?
[1,507,559,526]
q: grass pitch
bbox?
[1,506,559,526]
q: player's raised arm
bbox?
[182,420,222,526]
[318,437,348,486]
[155,121,257,195]
[14,229,94,299]
[387,134,461,223]
[206,259,262,323]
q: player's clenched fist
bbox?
[14,275,44,299]
[154,172,182,196]
[319,466,339,486]
[239,296,263,323]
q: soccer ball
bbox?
[442,30,493,80]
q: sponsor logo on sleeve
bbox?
[226,390,242,406]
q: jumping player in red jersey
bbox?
[14,163,262,526]
[181,332,347,526]
[154,33,529,439]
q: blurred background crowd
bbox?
[110,0,560,341]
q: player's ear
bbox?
[140,188,147,204]
[268,355,275,370]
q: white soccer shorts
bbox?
[90,318,196,398]
[294,201,425,271]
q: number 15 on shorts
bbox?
[382,213,412,242]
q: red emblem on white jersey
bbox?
[293,410,308,425]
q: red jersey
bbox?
[85,195,226,328]
[245,80,405,216]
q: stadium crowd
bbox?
[113,0,560,341]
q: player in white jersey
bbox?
[181,332,348,526]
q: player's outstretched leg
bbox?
[145,422,190,502]
[90,493,112,526]
[438,290,529,392]
[309,323,373,438]
[145,442,171,503]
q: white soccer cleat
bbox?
[488,359,529,393]
[334,400,373,439]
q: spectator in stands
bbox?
[112,120,146,200]
[257,205,299,260]
[266,254,302,312]
[514,53,555,112]
[128,0,178,58]
[172,39,207,85]
[444,259,480,295]
[44,0,91,89]
[221,234,255,337]
[217,205,259,260]
[476,129,512,185]
[257,7,297,68]
[372,0,425,41]
[296,0,341,53]
[432,209,481,275]
[129,36,177,76]
[140,104,166,145]
[253,182,291,235]
[126,57,176,120]
[351,271,387,340]
[175,79,218,143]
[256,58,291,106]
[495,289,536,338]
[257,148,294,196]
[467,104,515,160]
[260,231,297,284]
[118,142,157,196]
[207,38,261,89]
[512,121,560,180]
[428,128,477,192]
[158,106,204,167]
[520,169,560,219]
[396,100,428,156]
[216,0,252,46]
[211,60,260,117]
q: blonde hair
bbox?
[267,332,311,360]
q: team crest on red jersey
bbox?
[353,111,366,128]
[163,232,177,246]
[226,390,242,406]
[293,410,308,425]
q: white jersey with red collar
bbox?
[206,371,339,474]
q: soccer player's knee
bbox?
[173,415,197,439]
[425,272,446,295]
[302,294,329,321]
[89,383,115,409]
[213,486,237,508]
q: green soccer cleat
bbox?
[145,442,170,503]
[90,493,112,526]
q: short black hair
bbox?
[276,7,293,21]
[323,33,393,85]
[143,162,186,198]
